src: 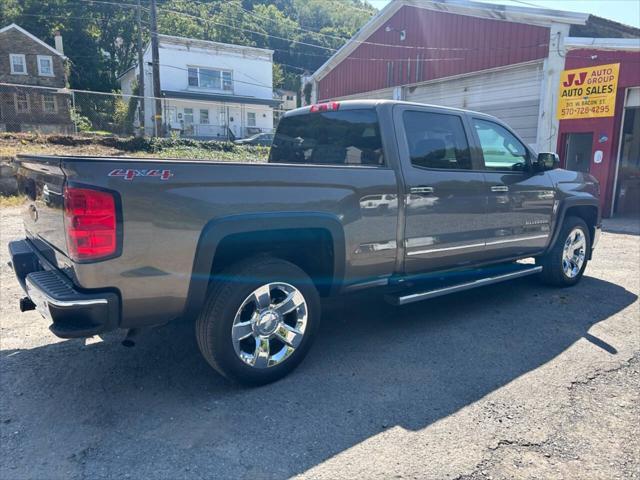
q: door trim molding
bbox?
[407,234,549,256]
[485,234,549,246]
[407,242,485,256]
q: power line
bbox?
[66,0,148,9]
[157,6,339,52]
[157,6,550,55]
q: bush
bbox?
[70,108,92,132]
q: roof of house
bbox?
[157,34,273,56]
[161,90,281,107]
[312,0,592,82]
[0,23,66,59]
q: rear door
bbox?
[394,105,489,274]
[469,116,555,259]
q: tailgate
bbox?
[16,156,68,256]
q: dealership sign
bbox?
[557,63,620,120]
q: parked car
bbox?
[9,100,601,385]
[234,132,274,146]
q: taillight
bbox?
[64,186,118,262]
[309,102,340,113]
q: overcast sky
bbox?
[368,0,640,29]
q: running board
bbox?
[386,264,542,306]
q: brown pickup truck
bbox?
[9,100,601,385]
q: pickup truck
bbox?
[9,100,601,385]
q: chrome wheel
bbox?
[231,283,308,368]
[562,228,586,278]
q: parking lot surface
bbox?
[1,205,639,480]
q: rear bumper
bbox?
[8,239,120,338]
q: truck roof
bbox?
[284,99,492,118]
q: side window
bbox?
[270,109,385,166]
[402,111,472,170]
[472,118,529,171]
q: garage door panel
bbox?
[405,62,543,147]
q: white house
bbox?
[119,34,279,139]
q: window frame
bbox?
[37,55,54,76]
[187,65,233,92]
[247,111,256,127]
[183,108,194,124]
[469,116,533,172]
[199,108,209,124]
[400,108,475,172]
[10,54,27,75]
[14,92,30,113]
[42,93,57,113]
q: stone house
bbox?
[0,23,73,134]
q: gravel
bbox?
[1,205,639,479]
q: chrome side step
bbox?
[386,265,542,306]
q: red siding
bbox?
[557,49,640,216]
[317,5,550,100]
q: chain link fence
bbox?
[1,83,283,141]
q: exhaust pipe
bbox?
[19,297,36,312]
[122,328,142,347]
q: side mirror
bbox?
[535,152,560,171]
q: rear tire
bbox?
[537,216,590,287]
[196,256,321,386]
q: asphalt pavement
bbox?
[1,206,638,479]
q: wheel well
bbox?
[565,205,598,243]
[211,228,335,296]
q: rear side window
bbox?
[402,111,472,170]
[269,109,385,166]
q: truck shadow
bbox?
[1,276,636,478]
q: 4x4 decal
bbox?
[108,168,174,181]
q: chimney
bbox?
[54,31,64,55]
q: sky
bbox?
[368,0,640,29]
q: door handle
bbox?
[490,185,509,193]
[410,186,434,195]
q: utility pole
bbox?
[136,0,145,134]
[149,0,162,136]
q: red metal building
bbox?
[315,4,550,101]
[310,0,639,216]
[557,40,640,217]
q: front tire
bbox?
[537,216,590,287]
[196,256,321,386]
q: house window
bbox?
[187,66,233,91]
[188,68,198,87]
[37,55,54,76]
[183,108,194,124]
[286,95,294,101]
[14,92,30,112]
[247,112,256,127]
[42,93,57,113]
[10,54,27,74]
[199,109,209,124]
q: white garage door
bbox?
[404,62,544,147]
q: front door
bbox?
[614,107,640,216]
[470,117,555,259]
[394,106,489,274]
[564,132,593,173]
